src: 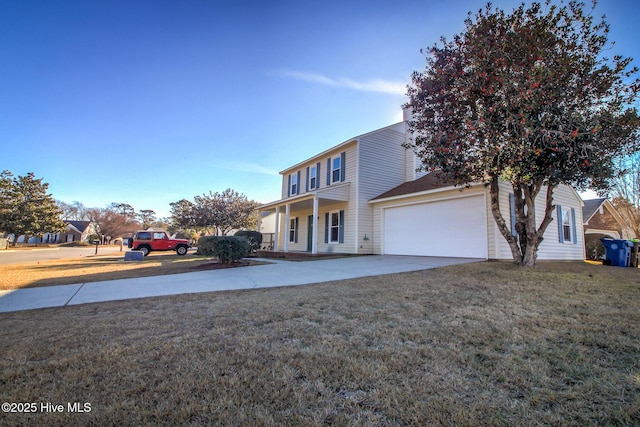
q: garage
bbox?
[383,194,488,258]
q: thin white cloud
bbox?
[281,70,406,95]
[218,161,280,176]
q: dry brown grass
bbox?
[0,253,256,290]
[1,261,639,426]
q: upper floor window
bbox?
[290,173,298,195]
[288,171,300,197]
[332,156,341,183]
[325,152,346,186]
[310,165,318,190]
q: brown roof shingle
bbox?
[370,172,456,201]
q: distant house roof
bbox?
[582,198,607,223]
[65,220,91,233]
[371,172,456,201]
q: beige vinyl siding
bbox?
[404,146,414,182]
[281,175,288,199]
[535,184,585,260]
[357,125,407,254]
[343,146,358,253]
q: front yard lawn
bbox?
[0,253,266,290]
[0,261,638,426]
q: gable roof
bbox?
[65,220,91,233]
[279,121,405,175]
[370,172,456,201]
[582,198,607,223]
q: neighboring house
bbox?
[15,220,95,244]
[57,220,96,243]
[582,198,633,260]
[257,108,585,260]
[582,198,632,240]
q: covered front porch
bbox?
[257,184,350,255]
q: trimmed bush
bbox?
[234,230,262,253]
[198,236,250,264]
[197,236,218,256]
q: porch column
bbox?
[273,206,280,252]
[312,197,319,254]
[284,203,291,252]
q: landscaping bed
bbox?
[0,261,638,425]
[189,259,253,270]
[256,250,358,260]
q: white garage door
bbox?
[383,195,487,258]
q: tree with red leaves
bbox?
[406,1,640,266]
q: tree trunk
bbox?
[521,240,538,267]
[489,177,558,267]
[489,176,522,263]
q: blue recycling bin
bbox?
[600,239,633,267]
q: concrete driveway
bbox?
[0,256,482,313]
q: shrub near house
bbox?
[234,230,262,253]
[198,236,249,264]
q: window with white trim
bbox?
[329,211,340,243]
[290,173,298,195]
[562,209,572,242]
[289,217,298,243]
[557,204,577,244]
[310,165,318,190]
[332,156,341,183]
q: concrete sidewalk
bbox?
[0,256,481,313]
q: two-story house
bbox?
[257,108,585,260]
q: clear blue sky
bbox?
[1,0,638,218]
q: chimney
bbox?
[402,105,414,122]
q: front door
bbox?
[307,215,314,252]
